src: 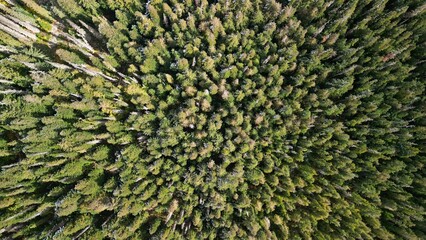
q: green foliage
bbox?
[0,0,425,239]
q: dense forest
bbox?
[0,0,425,239]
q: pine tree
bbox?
[0,0,424,239]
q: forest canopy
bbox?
[0,0,425,239]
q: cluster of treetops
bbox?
[0,0,424,239]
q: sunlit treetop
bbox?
[0,0,425,239]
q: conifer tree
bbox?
[0,0,425,239]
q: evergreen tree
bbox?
[0,0,424,239]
